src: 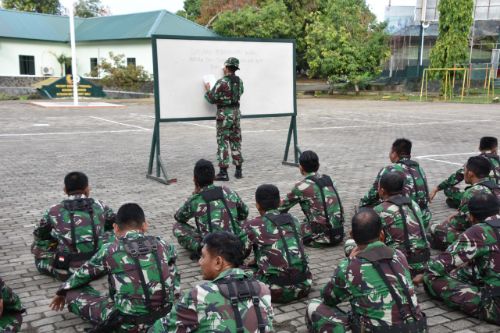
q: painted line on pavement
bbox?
[89,116,151,131]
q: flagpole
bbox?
[68,0,79,105]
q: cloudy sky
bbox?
[99,0,416,21]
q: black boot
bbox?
[215,168,229,181]
[235,166,243,179]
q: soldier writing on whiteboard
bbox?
[204,57,244,181]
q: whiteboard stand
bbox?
[282,115,301,167]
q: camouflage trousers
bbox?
[172,222,203,253]
[254,271,312,304]
[424,269,500,325]
[0,312,23,333]
[444,186,464,208]
[66,286,151,332]
[306,299,349,333]
[429,214,469,251]
[31,240,71,281]
[302,221,344,248]
[216,107,243,168]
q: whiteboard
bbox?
[153,37,295,120]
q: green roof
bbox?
[0,9,217,42]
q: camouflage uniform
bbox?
[424,214,500,325]
[374,194,430,275]
[280,172,345,247]
[205,73,244,168]
[306,241,426,333]
[360,157,432,227]
[57,230,180,332]
[0,278,24,333]
[430,179,500,250]
[437,153,500,208]
[149,268,274,332]
[31,194,115,280]
[244,210,312,303]
[173,185,248,253]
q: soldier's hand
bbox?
[204,82,210,91]
[429,187,440,202]
[412,274,424,286]
[0,298,3,317]
[349,246,362,258]
[50,295,66,311]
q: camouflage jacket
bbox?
[57,231,180,316]
[0,277,23,313]
[175,184,248,237]
[149,268,274,333]
[34,194,115,256]
[243,210,312,286]
[322,241,424,326]
[374,195,430,271]
[425,214,500,288]
[205,74,244,108]
[280,172,344,228]
[438,153,500,190]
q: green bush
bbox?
[94,52,151,91]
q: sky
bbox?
[99,0,417,21]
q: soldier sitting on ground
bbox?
[279,150,345,247]
[429,136,500,209]
[173,159,248,260]
[50,203,180,332]
[31,171,115,281]
[360,138,432,228]
[415,192,500,325]
[244,184,312,303]
[0,277,24,333]
[430,156,500,250]
[149,232,274,333]
[306,208,427,333]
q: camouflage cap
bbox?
[224,57,240,70]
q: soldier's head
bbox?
[114,203,148,236]
[200,231,244,280]
[224,57,239,75]
[479,136,498,154]
[299,150,320,175]
[464,156,491,184]
[255,184,280,214]
[351,208,383,246]
[64,171,89,196]
[390,138,412,162]
[378,171,405,199]
[468,193,499,223]
[194,159,215,188]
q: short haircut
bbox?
[466,156,492,179]
[479,137,498,151]
[203,231,244,267]
[392,138,412,157]
[255,184,280,211]
[379,171,405,195]
[194,159,215,187]
[299,150,320,173]
[64,172,88,194]
[116,203,145,229]
[352,208,382,245]
[468,193,500,221]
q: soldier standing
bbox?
[149,232,274,332]
[429,136,500,208]
[306,208,427,333]
[0,277,24,333]
[173,159,248,260]
[244,184,312,303]
[50,203,180,332]
[359,138,432,227]
[280,150,345,247]
[415,193,500,325]
[430,156,500,250]
[31,171,115,280]
[204,57,244,181]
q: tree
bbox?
[198,0,257,26]
[176,0,202,21]
[95,52,151,91]
[2,0,61,14]
[73,0,109,18]
[50,52,70,76]
[304,0,389,93]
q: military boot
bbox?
[235,166,243,179]
[215,168,229,181]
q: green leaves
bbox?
[2,0,62,14]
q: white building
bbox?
[0,9,217,78]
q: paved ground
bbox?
[1,98,499,332]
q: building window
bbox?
[19,55,35,75]
[90,58,98,76]
[127,57,136,68]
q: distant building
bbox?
[384,5,415,34]
[0,9,217,78]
